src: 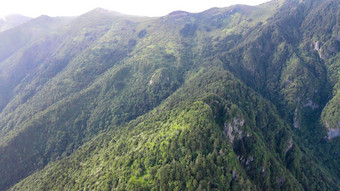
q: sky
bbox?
[1,0,271,19]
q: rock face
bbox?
[303,100,319,110]
[324,120,340,139]
[293,108,300,128]
[314,41,321,51]
[328,127,340,139]
[286,138,293,153]
[224,116,245,144]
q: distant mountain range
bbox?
[0,14,31,32]
[0,0,339,190]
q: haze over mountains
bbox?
[0,0,339,190]
[0,15,31,32]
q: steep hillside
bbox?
[0,0,339,190]
[0,15,73,111]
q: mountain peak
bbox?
[86,7,127,17]
[91,7,110,13]
[168,11,190,17]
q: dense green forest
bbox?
[0,0,339,190]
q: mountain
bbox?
[0,14,31,32]
[0,0,339,190]
[0,15,75,113]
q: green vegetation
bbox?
[0,0,339,190]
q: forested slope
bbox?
[0,0,339,190]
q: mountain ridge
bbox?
[0,14,31,32]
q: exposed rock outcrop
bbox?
[328,126,340,139]
[224,116,245,144]
[324,121,340,139]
